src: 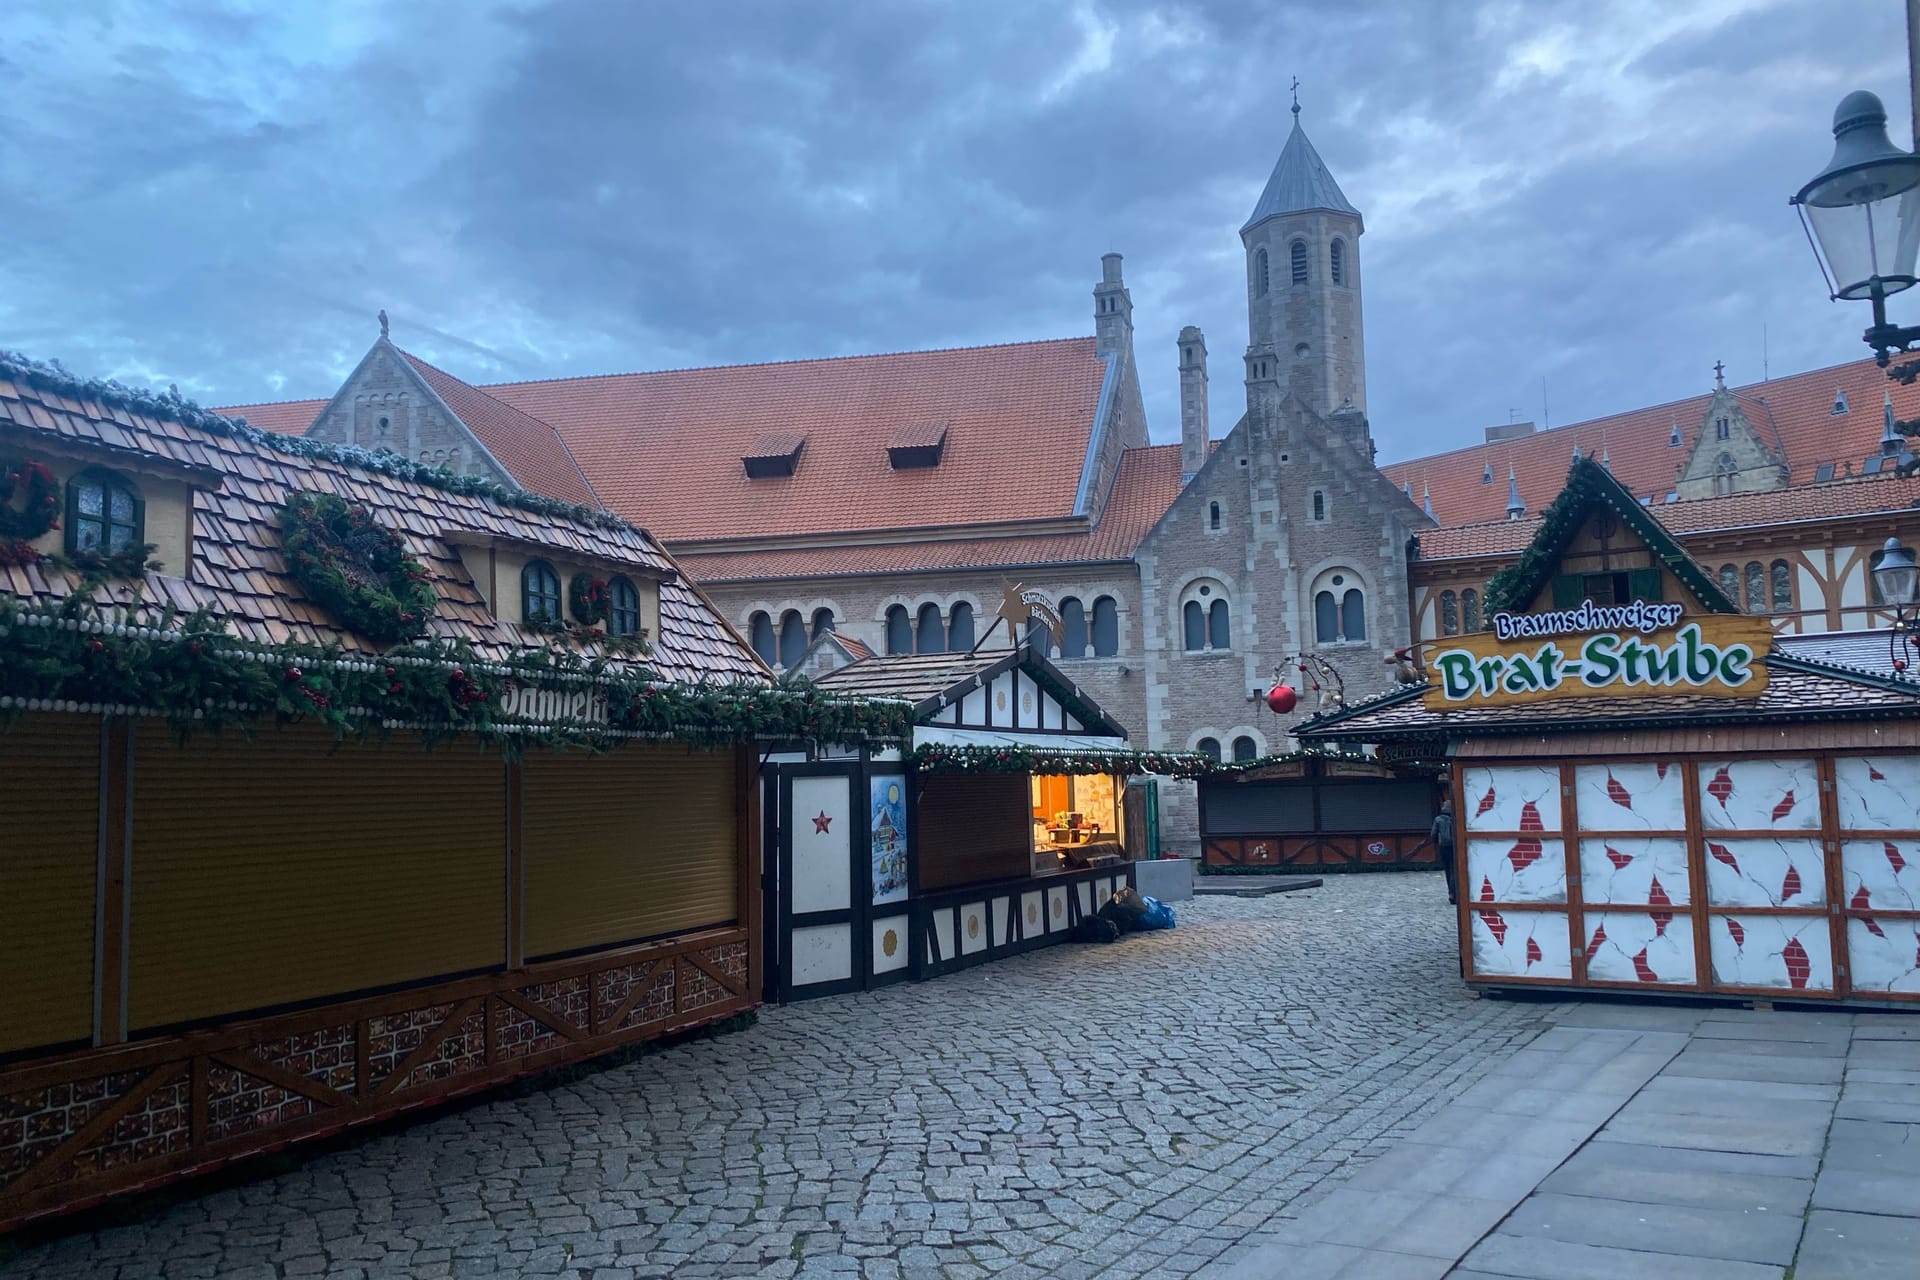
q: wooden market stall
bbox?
[1198,751,1445,872]
[768,646,1183,997]
[0,354,907,1229]
[1298,458,1920,1005]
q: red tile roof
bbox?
[673,442,1187,582]
[1385,356,1920,528]
[483,339,1107,542]
[1418,468,1920,562]
[402,353,600,508]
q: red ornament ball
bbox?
[1265,684,1298,714]
[1897,658,1911,672]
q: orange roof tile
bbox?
[1385,356,1920,528]
[401,353,600,508]
[482,339,1107,542]
[673,442,1186,582]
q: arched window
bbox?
[1209,501,1221,531]
[1461,588,1481,634]
[1090,596,1119,657]
[66,469,143,555]
[1197,737,1222,763]
[1440,590,1459,636]
[948,601,975,651]
[1231,735,1258,763]
[1181,580,1230,651]
[1330,238,1345,286]
[1315,591,1338,643]
[1209,599,1230,649]
[915,602,944,654]
[1718,564,1739,600]
[1252,248,1269,297]
[1341,589,1366,641]
[1059,596,1088,658]
[1024,614,1054,657]
[1715,453,1737,496]
[1744,562,1764,611]
[778,610,807,667]
[522,560,562,625]
[607,577,641,637]
[1769,560,1792,612]
[1715,416,1731,440]
[885,605,912,655]
[1311,490,1326,522]
[1289,240,1308,284]
[1183,600,1206,652]
[810,607,835,639]
[749,610,777,665]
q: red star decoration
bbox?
[812,811,832,834]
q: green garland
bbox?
[281,492,437,647]
[912,744,1216,779]
[0,456,60,565]
[569,572,609,626]
[0,594,914,753]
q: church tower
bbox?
[1241,97,1366,417]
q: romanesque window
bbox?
[1231,735,1258,763]
[66,469,142,556]
[749,611,777,664]
[1770,560,1793,612]
[1197,737,1222,763]
[1342,589,1366,641]
[1060,597,1088,658]
[885,605,912,655]
[1253,248,1269,297]
[915,602,944,654]
[1311,490,1327,522]
[1290,240,1308,285]
[1209,501,1222,531]
[1718,564,1739,600]
[1210,599,1230,649]
[608,577,641,637]
[1440,590,1459,636]
[1090,596,1119,657]
[810,607,835,639]
[1744,562,1764,611]
[779,610,807,667]
[1461,588,1481,633]
[948,602,975,650]
[521,560,562,626]
[1330,238,1345,286]
[1715,453,1737,497]
[1181,581,1230,651]
[1184,601,1205,651]
[1312,570,1366,644]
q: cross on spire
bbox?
[1713,359,1725,388]
[1290,76,1301,117]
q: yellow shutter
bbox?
[522,743,736,960]
[128,722,505,1031]
[0,714,99,1054]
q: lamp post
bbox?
[1872,537,1920,671]
[1792,91,1920,366]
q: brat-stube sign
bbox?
[1422,599,1771,710]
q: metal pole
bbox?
[1909,0,1920,148]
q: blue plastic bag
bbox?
[1137,895,1176,930]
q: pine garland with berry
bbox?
[569,572,610,626]
[280,491,437,647]
[0,454,61,564]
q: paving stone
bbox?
[1661,1050,1845,1085]
[1793,1208,1920,1279]
[1540,1142,1814,1213]
[1199,1239,1451,1279]
[1339,1140,1568,1203]
[1498,1192,1800,1264]
[1276,1187,1510,1259]
[1809,1165,1920,1217]
[1596,1108,1831,1158]
[1847,1040,1920,1069]
[1459,1234,1787,1280]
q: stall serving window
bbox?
[1029,774,1122,874]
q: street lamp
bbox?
[1792,91,1920,365]
[1871,537,1920,671]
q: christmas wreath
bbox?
[569,572,610,626]
[0,455,61,544]
[280,491,437,646]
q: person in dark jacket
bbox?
[1431,796,1457,905]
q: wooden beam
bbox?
[737,742,764,1004]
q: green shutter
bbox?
[1626,569,1662,601]
[1550,574,1583,608]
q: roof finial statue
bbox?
[378,309,390,340]
[1290,76,1301,118]
[1713,358,1725,388]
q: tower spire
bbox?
[1291,76,1301,118]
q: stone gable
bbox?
[1675,382,1787,500]
[305,339,514,489]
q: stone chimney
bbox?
[1093,253,1133,358]
[1178,326,1208,482]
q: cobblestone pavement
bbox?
[3,874,1557,1280]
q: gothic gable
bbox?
[1675,378,1786,500]
[303,337,515,488]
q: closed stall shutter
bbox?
[0,714,100,1054]
[129,722,506,1032]
[522,743,736,960]
[916,774,1030,891]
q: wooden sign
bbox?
[1423,607,1771,710]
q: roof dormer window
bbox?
[1832,390,1849,415]
[887,421,947,470]
[67,468,144,556]
[742,431,805,478]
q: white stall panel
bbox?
[1582,911,1696,986]
[1834,756,1920,829]
[790,775,852,915]
[789,925,853,985]
[1697,759,1821,831]
[1467,838,1568,903]
[1461,765,1562,833]
[871,915,910,974]
[1573,762,1687,831]
[1469,908,1570,979]
[1710,914,1833,991]
[1580,837,1691,906]
[1704,838,1827,907]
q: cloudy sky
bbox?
[1,0,1910,463]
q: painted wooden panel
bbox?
[787,775,851,916]
[1582,911,1696,985]
[129,722,504,1031]
[1469,908,1570,978]
[0,714,100,1054]
[1466,838,1567,903]
[1045,885,1069,933]
[1460,765,1562,833]
[1847,919,1920,994]
[1579,837,1691,905]
[871,915,909,973]
[1833,756,1920,829]
[1020,891,1044,938]
[1843,838,1920,910]
[1697,758,1821,831]
[523,744,736,959]
[1573,762,1686,831]
[958,902,988,955]
[788,924,852,985]
[1709,914,1833,991]
[1703,837,1827,908]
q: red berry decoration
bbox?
[1897,658,1910,672]
[1266,684,1298,714]
[284,667,302,682]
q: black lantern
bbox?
[1793,92,1920,363]
[1872,537,1920,672]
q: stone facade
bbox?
[1674,373,1787,500]
[304,338,514,487]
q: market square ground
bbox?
[3,875,1914,1280]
